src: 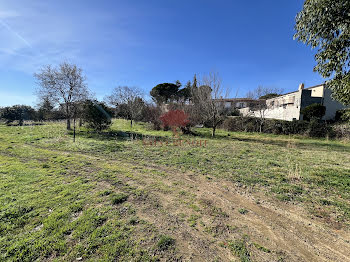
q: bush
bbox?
[157,235,175,251]
[83,100,113,131]
[301,103,326,121]
[262,119,309,135]
[335,109,350,122]
[141,104,162,130]
[222,117,334,138]
[332,124,350,139]
[0,105,36,125]
[306,119,334,138]
[224,108,240,116]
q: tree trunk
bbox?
[130,119,133,128]
[212,126,216,137]
[67,118,71,130]
[73,118,76,142]
[66,103,71,130]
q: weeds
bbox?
[238,208,248,215]
[157,235,175,251]
[227,238,251,262]
[111,193,128,205]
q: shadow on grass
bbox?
[3,122,45,127]
[71,129,169,142]
[69,126,350,153]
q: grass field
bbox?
[1,119,350,261]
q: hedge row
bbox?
[222,117,337,138]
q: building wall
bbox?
[240,85,347,121]
[214,100,254,109]
[242,90,303,121]
[322,88,346,120]
[299,89,323,120]
[309,85,324,97]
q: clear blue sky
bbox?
[0,0,323,107]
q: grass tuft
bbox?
[227,238,251,262]
[157,235,175,251]
[111,193,128,205]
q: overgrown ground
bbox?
[1,120,350,261]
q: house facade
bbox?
[213,98,264,109]
[239,83,346,121]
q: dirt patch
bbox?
[27,144,350,261]
[118,160,350,262]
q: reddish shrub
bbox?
[160,110,190,134]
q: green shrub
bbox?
[227,238,251,262]
[306,120,334,138]
[83,100,113,131]
[222,117,259,132]
[335,109,350,122]
[157,235,175,251]
[301,103,326,121]
[222,117,334,138]
[1,105,36,126]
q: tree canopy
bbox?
[150,83,180,104]
[294,0,350,105]
[1,105,36,125]
[106,86,144,127]
[259,93,280,100]
[34,62,90,129]
[178,81,192,102]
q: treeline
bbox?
[0,103,65,125]
[0,62,236,137]
[1,61,350,140]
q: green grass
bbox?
[253,242,271,253]
[227,238,251,262]
[111,193,129,205]
[156,235,175,251]
[1,119,350,260]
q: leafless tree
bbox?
[34,62,89,130]
[106,86,144,128]
[246,86,283,132]
[192,72,229,137]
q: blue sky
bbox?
[0,0,323,107]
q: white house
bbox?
[239,83,346,121]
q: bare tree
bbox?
[192,72,229,137]
[34,62,89,130]
[246,86,283,132]
[106,86,144,128]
